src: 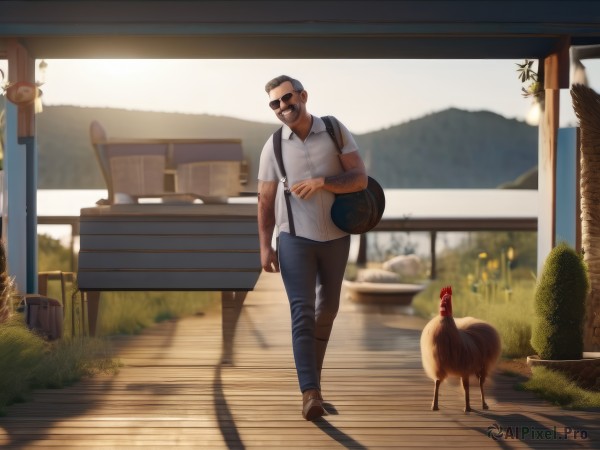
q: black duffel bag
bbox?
[331,176,385,234]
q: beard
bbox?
[277,104,301,125]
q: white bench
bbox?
[89,121,248,204]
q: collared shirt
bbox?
[258,115,359,242]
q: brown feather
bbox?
[420,287,501,411]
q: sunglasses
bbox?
[269,91,299,110]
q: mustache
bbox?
[278,105,296,115]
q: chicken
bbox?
[420,286,501,412]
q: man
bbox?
[257,75,367,421]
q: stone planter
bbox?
[343,280,425,313]
[526,353,600,390]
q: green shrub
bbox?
[531,243,589,360]
[0,240,14,324]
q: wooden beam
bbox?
[544,36,570,90]
[6,38,35,138]
[537,50,563,274]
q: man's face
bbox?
[268,81,306,127]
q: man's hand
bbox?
[291,177,325,200]
[261,246,280,273]
[291,152,368,200]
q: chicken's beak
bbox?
[440,296,452,317]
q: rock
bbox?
[382,254,422,279]
[356,268,400,284]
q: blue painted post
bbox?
[555,128,577,248]
[2,101,27,294]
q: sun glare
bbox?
[3,58,599,133]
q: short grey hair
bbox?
[265,75,304,93]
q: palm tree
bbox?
[571,83,600,351]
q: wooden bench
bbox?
[89,121,248,204]
[77,202,261,363]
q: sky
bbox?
[2,58,600,134]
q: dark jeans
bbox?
[278,232,350,393]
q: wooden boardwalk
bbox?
[1,272,599,449]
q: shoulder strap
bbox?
[321,115,344,153]
[272,127,296,236]
[273,127,285,179]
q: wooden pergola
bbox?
[2,0,600,335]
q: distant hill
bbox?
[356,108,538,188]
[498,166,538,189]
[31,105,538,190]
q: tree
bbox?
[571,83,600,351]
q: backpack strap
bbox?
[272,117,343,237]
[272,127,296,236]
[321,115,344,153]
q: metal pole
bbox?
[23,136,37,293]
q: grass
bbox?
[0,234,220,414]
[97,290,220,336]
[0,316,119,414]
[519,367,600,409]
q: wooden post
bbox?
[429,231,437,280]
[7,39,36,139]
[2,102,27,293]
[6,39,38,293]
[221,291,246,365]
[356,233,367,267]
[85,291,101,337]
[537,40,570,275]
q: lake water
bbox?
[36,189,538,260]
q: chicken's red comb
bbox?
[439,286,452,299]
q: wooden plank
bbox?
[78,251,260,269]
[77,270,261,291]
[77,203,261,292]
[80,234,259,251]
[80,220,257,235]
[80,203,258,218]
[374,216,537,232]
[2,272,599,449]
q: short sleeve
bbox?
[257,136,280,182]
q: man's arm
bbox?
[257,180,280,272]
[290,151,368,200]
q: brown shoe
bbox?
[302,389,325,421]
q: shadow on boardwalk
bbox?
[1,272,599,449]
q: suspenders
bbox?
[272,116,342,237]
[272,126,296,236]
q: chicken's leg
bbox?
[461,376,471,412]
[479,374,489,410]
[431,379,441,411]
